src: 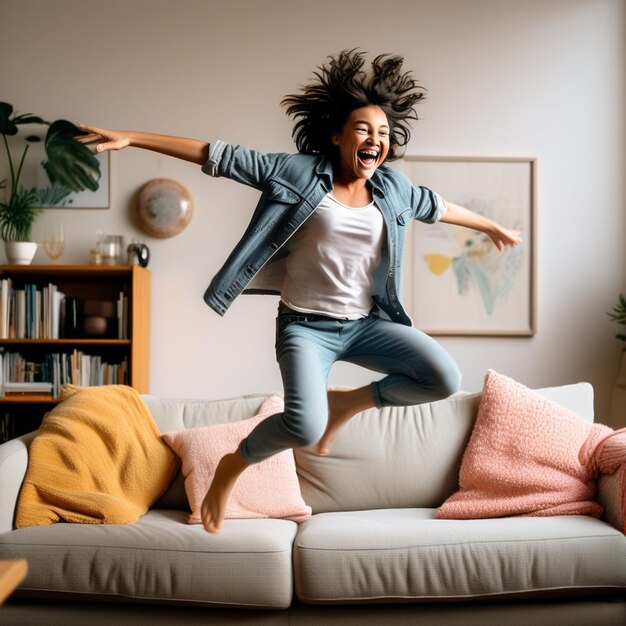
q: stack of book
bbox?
[2,381,53,395]
[0,350,129,399]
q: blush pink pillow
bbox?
[163,395,311,524]
[437,370,607,520]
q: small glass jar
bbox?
[101,235,124,265]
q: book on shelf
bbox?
[0,280,66,340]
[117,291,128,339]
[0,278,9,339]
[0,349,129,399]
[0,278,131,341]
[3,381,53,394]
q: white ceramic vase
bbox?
[3,241,38,265]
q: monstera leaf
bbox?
[43,120,100,193]
[0,102,46,136]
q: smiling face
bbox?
[331,105,391,183]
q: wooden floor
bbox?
[1,597,625,626]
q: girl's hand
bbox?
[74,126,209,165]
[440,202,522,251]
[488,224,523,251]
[75,124,131,153]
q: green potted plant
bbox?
[607,294,626,346]
[607,294,626,427]
[0,102,101,264]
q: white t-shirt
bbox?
[281,193,385,319]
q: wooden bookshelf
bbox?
[0,265,150,438]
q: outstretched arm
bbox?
[76,125,210,166]
[439,202,522,251]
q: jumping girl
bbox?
[79,50,521,533]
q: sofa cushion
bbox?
[144,393,269,509]
[437,370,604,520]
[0,509,297,608]
[162,395,311,524]
[295,382,595,514]
[16,385,179,528]
[143,393,269,433]
[293,508,626,603]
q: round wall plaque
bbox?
[133,178,194,238]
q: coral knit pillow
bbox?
[163,395,311,524]
[437,370,607,520]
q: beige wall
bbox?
[1,0,624,415]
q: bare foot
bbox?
[316,386,375,455]
[201,451,249,533]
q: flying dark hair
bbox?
[281,50,426,162]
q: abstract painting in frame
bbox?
[397,156,536,336]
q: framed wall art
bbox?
[397,156,536,336]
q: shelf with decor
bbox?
[0,265,150,440]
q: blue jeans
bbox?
[239,306,462,463]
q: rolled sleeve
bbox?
[433,191,447,222]
[202,140,228,178]
[413,185,448,223]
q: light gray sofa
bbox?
[0,382,625,625]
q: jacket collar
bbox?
[315,155,334,189]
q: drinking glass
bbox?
[43,224,65,264]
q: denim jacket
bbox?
[202,140,446,326]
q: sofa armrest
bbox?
[597,467,625,534]
[0,431,37,533]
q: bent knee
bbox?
[282,412,325,449]
[289,425,325,449]
[433,363,462,399]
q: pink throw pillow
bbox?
[162,395,311,524]
[437,370,606,520]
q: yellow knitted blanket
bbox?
[16,384,178,528]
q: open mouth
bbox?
[357,149,379,167]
